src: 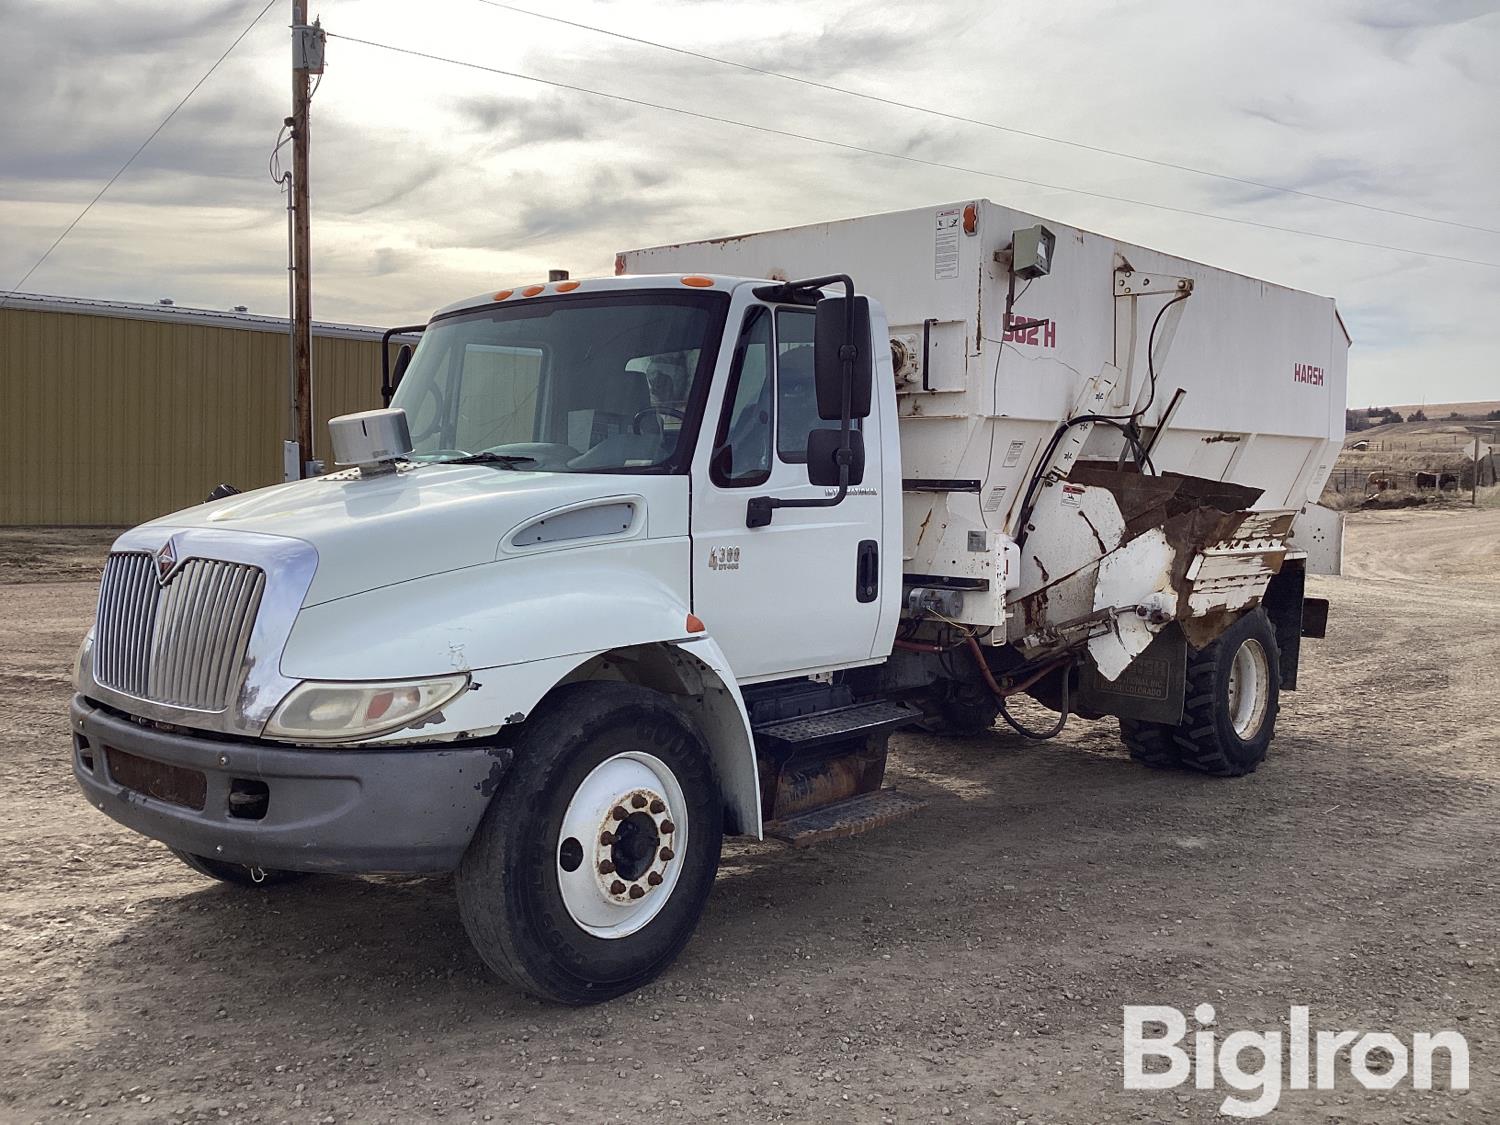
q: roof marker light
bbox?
[680,276,714,288]
[521,284,546,297]
[555,280,581,292]
[493,289,514,301]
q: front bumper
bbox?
[70,696,510,874]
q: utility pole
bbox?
[290,3,324,477]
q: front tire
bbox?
[456,682,723,1005]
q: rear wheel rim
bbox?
[556,751,687,939]
[1226,637,1271,740]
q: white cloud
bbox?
[1,0,1496,404]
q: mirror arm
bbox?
[746,466,848,529]
[380,324,426,406]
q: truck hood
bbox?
[142,465,683,606]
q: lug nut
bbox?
[600,830,616,846]
[611,805,628,821]
[610,879,626,895]
[598,859,615,874]
[647,872,663,886]
[660,820,675,835]
[649,798,665,814]
[659,846,674,862]
[631,793,648,809]
[628,884,645,899]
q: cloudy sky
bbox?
[2,0,1496,405]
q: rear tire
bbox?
[456,682,723,1005]
[168,848,306,886]
[917,684,999,737]
[1119,608,1280,778]
[1120,719,1182,769]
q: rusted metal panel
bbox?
[103,746,207,811]
[758,740,888,823]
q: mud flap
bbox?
[1077,625,1186,725]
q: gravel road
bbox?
[2,509,1497,1124]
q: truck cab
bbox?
[72,202,1344,1004]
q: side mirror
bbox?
[391,343,414,389]
[813,295,872,421]
[806,428,865,487]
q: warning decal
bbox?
[934,207,961,280]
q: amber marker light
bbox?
[680,276,715,288]
[555,280,581,292]
[685,614,706,634]
[493,289,514,301]
[521,284,546,297]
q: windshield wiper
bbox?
[440,451,537,468]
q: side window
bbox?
[775,309,851,463]
[453,344,542,451]
[709,307,772,487]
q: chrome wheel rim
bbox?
[1226,637,1271,740]
[556,752,686,939]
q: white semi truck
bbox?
[71,200,1346,1003]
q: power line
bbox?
[474,0,1500,239]
[326,32,1500,271]
[1,0,279,308]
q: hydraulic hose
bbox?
[998,672,1070,740]
[964,636,1071,739]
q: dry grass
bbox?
[1319,484,1498,511]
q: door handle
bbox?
[856,539,878,603]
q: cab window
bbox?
[453,345,542,452]
[709,307,772,487]
[775,309,851,463]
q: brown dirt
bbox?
[2,509,1498,1124]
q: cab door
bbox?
[689,297,884,681]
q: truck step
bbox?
[764,788,927,847]
[752,700,922,751]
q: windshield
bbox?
[392,290,727,473]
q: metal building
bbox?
[0,293,388,526]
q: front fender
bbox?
[275,541,762,835]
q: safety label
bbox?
[934,208,961,280]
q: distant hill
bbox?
[1379,401,1500,420]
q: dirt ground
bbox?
[2,509,1497,1124]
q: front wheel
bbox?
[456,682,723,1005]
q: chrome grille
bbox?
[94,552,266,711]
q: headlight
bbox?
[72,628,94,693]
[264,674,470,742]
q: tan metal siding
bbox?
[0,307,383,526]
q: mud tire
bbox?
[1119,608,1280,778]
